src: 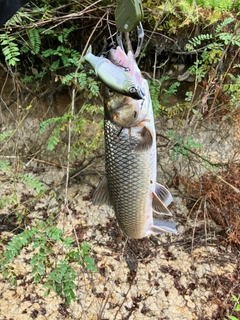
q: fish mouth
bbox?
[135,86,145,100]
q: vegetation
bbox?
[228,295,240,320]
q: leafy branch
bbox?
[0,220,97,305]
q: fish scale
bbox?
[104,117,155,238]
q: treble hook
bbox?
[116,22,144,58]
[134,22,144,58]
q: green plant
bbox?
[167,130,202,160]
[0,147,96,305]
[0,159,46,194]
[39,105,104,157]
[185,18,240,116]
[187,18,240,80]
[0,130,13,141]
[0,32,20,66]
[143,0,239,37]
[194,0,238,11]
[149,77,182,116]
[0,219,97,305]
[228,295,240,320]
[163,81,180,102]
[149,79,163,115]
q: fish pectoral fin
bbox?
[151,218,177,235]
[152,190,173,216]
[92,175,111,206]
[135,126,153,152]
[155,183,173,207]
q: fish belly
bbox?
[104,120,156,239]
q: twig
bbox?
[81,11,108,57]
[156,133,231,167]
[211,172,240,194]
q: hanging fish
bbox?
[93,47,177,239]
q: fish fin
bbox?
[135,126,153,152]
[152,191,172,216]
[155,183,173,207]
[150,218,177,235]
[92,176,111,206]
[86,45,92,55]
[80,45,92,63]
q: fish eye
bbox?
[129,86,137,93]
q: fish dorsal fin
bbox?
[152,185,173,216]
[135,126,153,152]
[151,218,177,235]
[92,175,111,206]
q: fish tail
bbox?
[80,45,92,63]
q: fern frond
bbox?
[44,260,77,305]
[0,130,13,141]
[47,131,60,151]
[17,173,46,193]
[0,160,12,174]
[61,72,79,85]
[5,10,34,26]
[28,28,41,54]
[39,117,62,133]
[215,17,235,33]
[58,25,79,43]
[0,32,20,66]
[188,33,213,47]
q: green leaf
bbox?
[235,305,240,311]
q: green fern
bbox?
[61,72,78,85]
[188,33,213,47]
[47,131,60,151]
[39,117,62,133]
[42,46,81,69]
[3,228,38,264]
[0,219,97,305]
[0,195,17,209]
[0,32,20,66]
[17,173,46,193]
[57,25,79,43]
[39,115,68,151]
[215,17,235,33]
[44,260,77,305]
[28,28,41,54]
[0,160,12,174]
[0,130,13,141]
[5,10,34,26]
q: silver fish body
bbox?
[85,52,145,100]
[93,46,177,239]
[93,82,177,239]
